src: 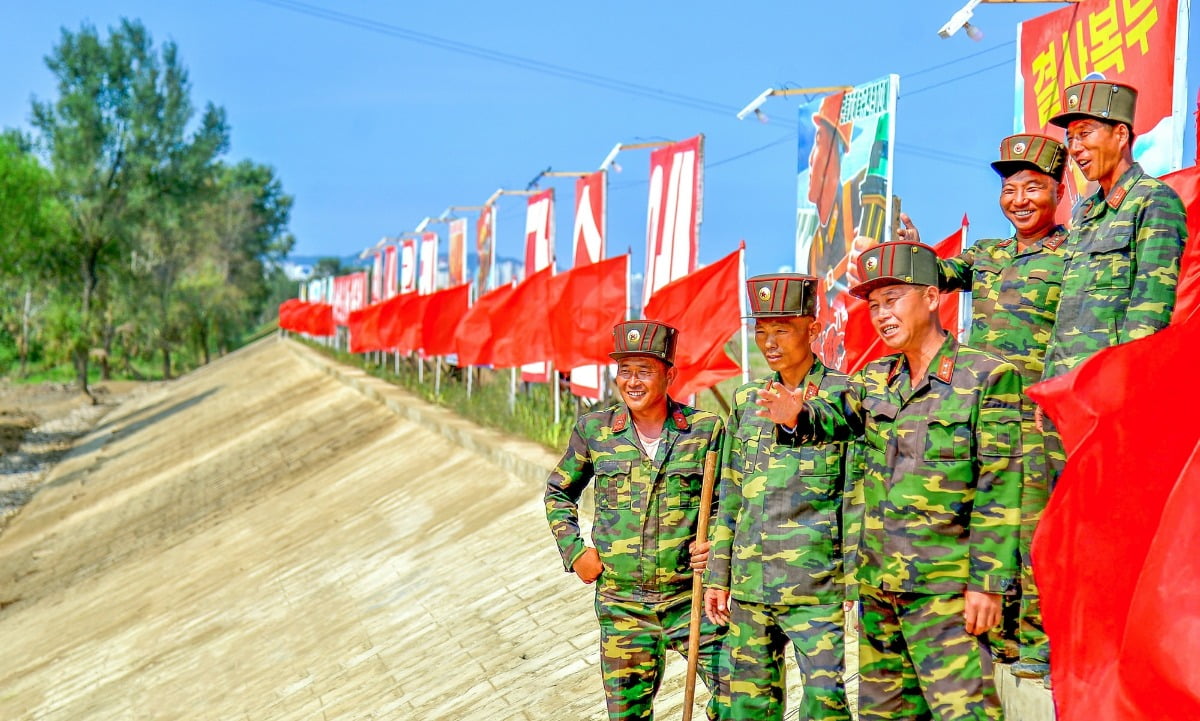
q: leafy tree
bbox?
[30,19,228,394]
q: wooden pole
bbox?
[682,450,719,721]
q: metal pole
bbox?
[509,368,517,412]
[467,365,474,398]
[435,357,442,397]
[552,363,560,426]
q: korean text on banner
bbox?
[795,75,899,372]
[1016,0,1187,222]
[523,189,556,382]
[332,272,368,327]
[574,170,606,265]
[448,218,468,286]
[400,238,417,294]
[383,244,398,299]
[418,231,439,295]
[371,251,383,303]
[643,135,703,307]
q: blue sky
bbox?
[1,1,1196,279]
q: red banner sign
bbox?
[643,135,703,307]
[332,271,368,326]
[477,204,496,293]
[418,231,439,295]
[383,244,398,299]
[400,238,417,294]
[1016,0,1185,220]
[523,189,556,381]
[573,171,606,266]
[448,218,468,287]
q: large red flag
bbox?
[376,293,408,349]
[421,284,470,357]
[548,255,627,371]
[348,301,384,353]
[1161,165,1200,322]
[454,283,516,367]
[278,299,302,331]
[490,266,554,369]
[643,248,741,398]
[839,218,966,374]
[303,302,336,337]
[395,293,432,355]
[1027,312,1200,721]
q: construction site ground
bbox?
[0,337,1054,720]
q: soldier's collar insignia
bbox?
[1106,185,1128,210]
[758,285,772,302]
[670,407,689,430]
[936,356,955,383]
[805,381,819,400]
[1043,229,1067,250]
[887,357,903,384]
[627,328,641,345]
[612,409,629,432]
[997,237,1015,248]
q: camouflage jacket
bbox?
[544,398,723,602]
[783,334,1022,596]
[939,227,1068,386]
[1043,163,1187,380]
[705,362,849,606]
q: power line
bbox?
[904,59,1013,97]
[902,41,1014,79]
[247,0,740,117]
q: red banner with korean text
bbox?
[570,170,611,399]
[332,272,368,327]
[643,135,703,307]
[418,231,439,295]
[523,189,556,382]
[370,252,384,303]
[383,244,398,298]
[399,238,417,295]
[448,218,468,287]
[643,248,741,399]
[1016,0,1186,223]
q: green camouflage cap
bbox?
[991,133,1067,181]
[849,241,939,300]
[1049,80,1137,129]
[746,273,819,318]
[610,320,678,365]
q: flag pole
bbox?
[738,241,750,384]
[682,450,719,721]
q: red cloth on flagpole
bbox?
[348,301,384,353]
[548,255,628,370]
[1161,165,1200,322]
[304,303,336,337]
[421,284,470,357]
[643,248,741,398]
[395,293,432,355]
[278,299,302,331]
[454,283,516,367]
[841,222,966,374]
[377,293,407,349]
[490,266,554,369]
[1027,312,1200,721]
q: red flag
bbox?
[1027,312,1200,721]
[395,293,432,355]
[643,248,741,398]
[278,299,302,331]
[376,293,408,349]
[348,301,384,353]
[304,302,336,337]
[839,219,966,374]
[490,266,554,369]
[548,255,628,370]
[421,284,470,357]
[1161,165,1200,323]
[454,283,516,367]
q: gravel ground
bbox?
[0,381,145,533]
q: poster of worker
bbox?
[795,74,898,370]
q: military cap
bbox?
[813,93,852,148]
[849,241,939,300]
[610,320,678,365]
[746,273,819,318]
[1049,80,1137,129]
[991,133,1067,181]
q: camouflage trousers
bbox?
[858,586,1001,721]
[725,598,850,721]
[594,592,729,721]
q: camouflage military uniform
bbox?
[705,362,851,721]
[545,399,729,721]
[940,227,1068,666]
[786,333,1023,720]
[1043,162,1187,380]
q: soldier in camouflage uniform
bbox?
[701,274,851,721]
[545,320,729,721]
[758,242,1023,720]
[1042,80,1187,380]
[897,134,1071,681]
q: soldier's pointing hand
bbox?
[754,379,805,428]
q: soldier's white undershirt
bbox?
[636,429,661,460]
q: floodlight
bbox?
[736,88,773,121]
[938,0,983,38]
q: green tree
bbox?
[30,18,228,394]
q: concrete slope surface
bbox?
[0,337,1052,720]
